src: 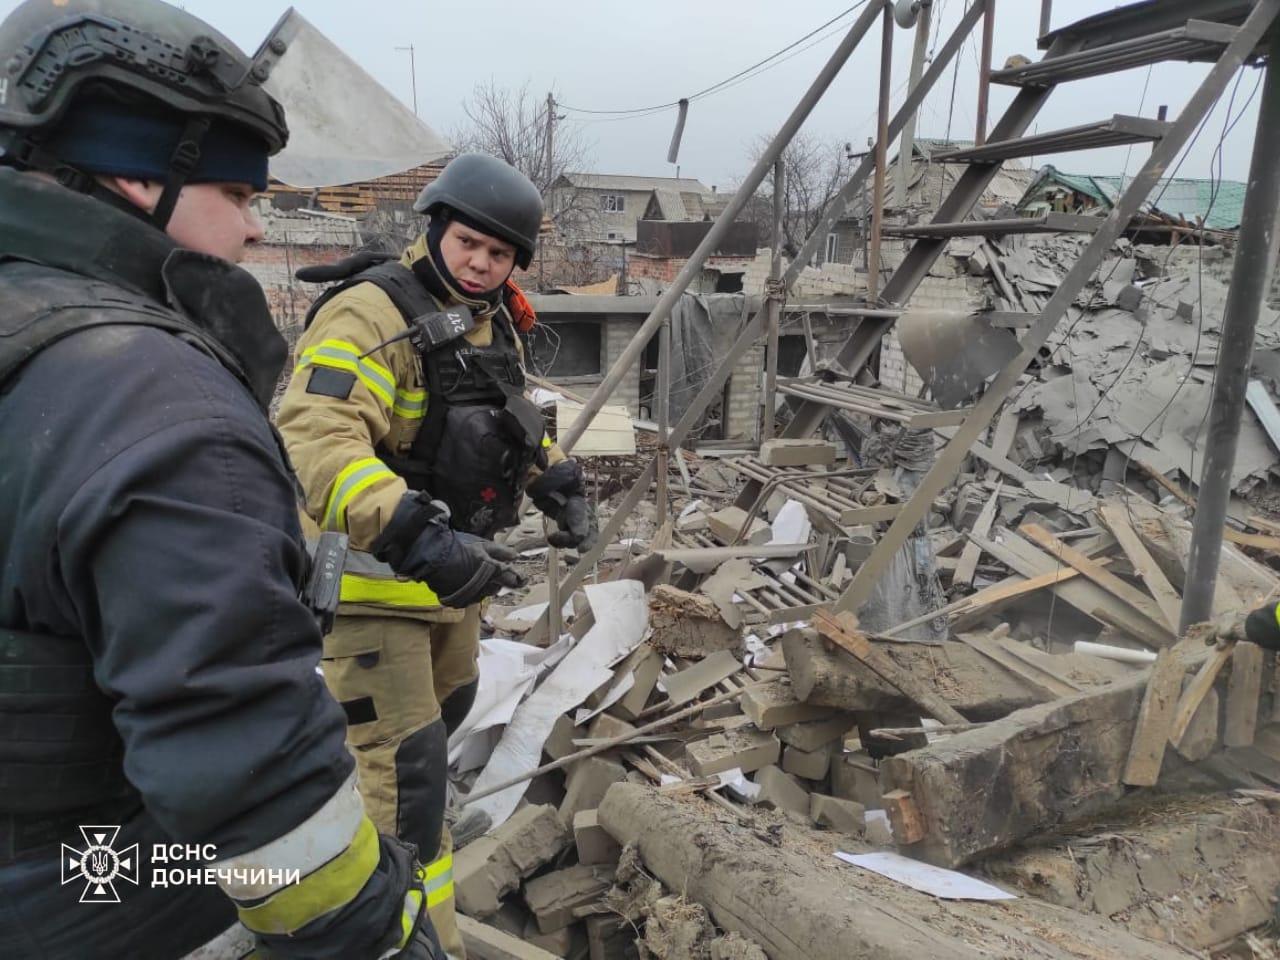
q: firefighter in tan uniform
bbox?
[277,153,597,959]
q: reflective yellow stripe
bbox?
[1273,602,1280,631]
[424,853,452,882]
[296,340,396,407]
[423,853,454,910]
[541,435,552,449]
[425,877,454,910]
[237,817,379,936]
[393,387,427,420]
[339,572,440,608]
[323,458,396,532]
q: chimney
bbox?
[711,185,717,193]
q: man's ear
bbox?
[106,176,163,213]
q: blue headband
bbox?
[44,96,270,192]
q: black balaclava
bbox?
[413,209,511,317]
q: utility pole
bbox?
[545,92,555,186]
[1180,30,1280,630]
[868,5,892,300]
[895,1,932,208]
[395,45,418,116]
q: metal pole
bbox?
[975,0,995,146]
[395,46,418,115]
[558,0,887,454]
[868,6,893,300]
[656,318,671,518]
[896,1,932,208]
[545,92,555,185]
[762,158,785,442]
[784,0,985,282]
[1039,0,1052,39]
[1181,36,1280,630]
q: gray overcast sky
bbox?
[2,1,1265,190]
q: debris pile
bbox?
[448,399,1280,958]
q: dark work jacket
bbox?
[0,169,362,959]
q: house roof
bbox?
[1022,165,1245,230]
[557,172,711,194]
[650,188,688,220]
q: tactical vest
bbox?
[303,258,546,538]
[0,259,286,821]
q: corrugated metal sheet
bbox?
[1023,165,1245,230]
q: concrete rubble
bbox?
[447,185,1280,960]
[450,385,1280,959]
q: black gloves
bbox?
[373,492,525,608]
[1245,601,1280,651]
[527,459,599,551]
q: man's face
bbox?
[438,219,517,295]
[113,178,265,262]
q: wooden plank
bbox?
[994,635,1084,694]
[1224,641,1266,748]
[956,632,1073,700]
[968,440,1037,484]
[947,561,1112,632]
[952,481,1003,588]
[881,789,926,844]
[1168,643,1234,750]
[1019,523,1178,647]
[811,610,968,725]
[834,503,901,525]
[986,408,1020,483]
[1099,502,1183,632]
[1133,460,1280,553]
[1122,648,1187,786]
[459,915,562,960]
[975,531,1175,649]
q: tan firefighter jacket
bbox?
[277,236,562,619]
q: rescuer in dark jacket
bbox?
[0,1,442,957]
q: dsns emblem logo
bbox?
[61,826,140,903]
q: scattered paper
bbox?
[715,767,761,803]
[530,387,566,407]
[465,579,650,827]
[834,851,1017,901]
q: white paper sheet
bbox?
[463,580,650,827]
[834,851,1018,901]
[446,639,540,765]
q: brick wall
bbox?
[241,242,359,352]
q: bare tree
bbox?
[450,80,598,240]
[740,132,854,259]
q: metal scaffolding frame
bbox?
[523,0,1280,644]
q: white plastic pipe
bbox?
[1073,641,1158,665]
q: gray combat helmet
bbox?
[0,0,287,226]
[0,0,287,150]
[415,153,544,270]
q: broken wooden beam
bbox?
[598,783,1194,960]
[1121,648,1186,787]
[1019,523,1177,647]
[785,625,1122,720]
[811,610,966,725]
[880,649,1212,867]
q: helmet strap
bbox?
[151,116,212,230]
[0,131,153,225]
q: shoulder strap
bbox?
[301,260,440,332]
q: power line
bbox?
[557,2,871,118]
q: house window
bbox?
[606,232,621,241]
[825,233,839,263]
[600,194,626,213]
[526,321,603,378]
